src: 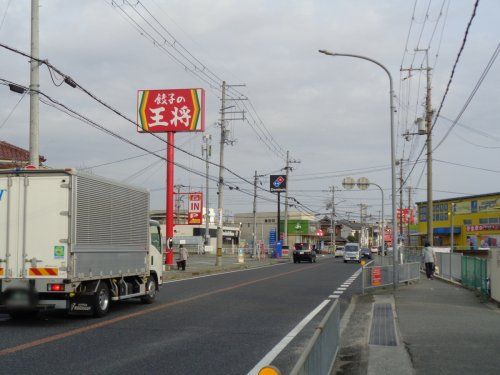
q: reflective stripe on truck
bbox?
[28,267,58,276]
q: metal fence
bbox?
[433,252,462,282]
[362,261,420,293]
[461,256,489,295]
[289,300,340,375]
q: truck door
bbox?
[149,223,163,283]
[0,176,20,279]
[0,175,70,279]
[23,176,70,279]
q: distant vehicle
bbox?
[361,248,372,260]
[370,246,379,254]
[293,243,317,263]
[343,243,361,263]
[334,246,345,258]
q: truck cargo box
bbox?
[0,169,150,282]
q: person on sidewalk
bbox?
[177,244,188,271]
[422,241,436,279]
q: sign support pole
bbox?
[277,192,281,247]
[166,132,175,248]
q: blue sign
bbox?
[0,189,6,201]
[269,228,276,246]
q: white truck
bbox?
[0,169,164,318]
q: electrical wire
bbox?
[433,42,499,151]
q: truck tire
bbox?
[141,277,157,304]
[93,282,110,318]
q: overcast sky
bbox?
[0,0,498,222]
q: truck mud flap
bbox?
[68,295,95,316]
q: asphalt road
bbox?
[0,256,362,374]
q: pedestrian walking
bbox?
[177,244,188,271]
[422,241,436,279]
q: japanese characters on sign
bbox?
[188,192,203,225]
[137,88,205,133]
[466,224,499,232]
[397,208,415,224]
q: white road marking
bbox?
[329,295,340,299]
[338,287,347,291]
[247,299,330,375]
[333,291,343,294]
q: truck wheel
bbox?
[141,277,157,304]
[93,283,110,318]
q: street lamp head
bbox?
[318,49,335,56]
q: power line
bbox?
[399,0,481,188]
[433,42,499,151]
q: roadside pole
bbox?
[29,0,40,167]
[216,81,227,266]
[284,151,289,249]
[202,135,212,248]
[450,203,455,279]
[253,170,258,258]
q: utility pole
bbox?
[216,81,245,266]
[252,170,258,258]
[29,0,40,167]
[396,158,408,243]
[216,81,227,266]
[402,49,433,245]
[283,151,300,249]
[359,204,366,246]
[330,186,336,251]
[202,135,212,247]
[423,49,434,246]
[407,186,412,246]
[174,184,185,224]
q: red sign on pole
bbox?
[137,88,205,133]
[188,192,203,225]
[372,266,382,286]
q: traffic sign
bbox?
[269,175,287,192]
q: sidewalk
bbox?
[162,254,289,281]
[334,278,500,374]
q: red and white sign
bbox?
[372,266,382,286]
[188,192,203,225]
[137,88,205,133]
[397,208,415,224]
[316,229,324,236]
[466,224,499,232]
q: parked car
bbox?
[343,243,361,263]
[361,248,372,260]
[334,246,345,258]
[370,246,379,254]
[293,243,317,263]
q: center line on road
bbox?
[0,263,326,357]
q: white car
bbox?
[343,243,361,263]
[371,246,379,254]
[334,246,345,258]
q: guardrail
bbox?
[362,261,420,293]
[289,300,340,375]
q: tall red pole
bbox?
[167,132,175,238]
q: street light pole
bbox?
[320,50,398,288]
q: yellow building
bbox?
[416,192,500,249]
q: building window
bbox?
[433,203,449,222]
[479,218,488,224]
[463,219,472,225]
[489,218,499,224]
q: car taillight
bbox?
[48,284,65,292]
